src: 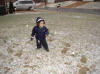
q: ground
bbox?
[0,11,100,74]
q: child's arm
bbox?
[31,27,36,40]
[45,27,49,35]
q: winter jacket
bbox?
[31,26,49,40]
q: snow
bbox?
[0,11,100,74]
[76,2,100,9]
[47,1,76,8]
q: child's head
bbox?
[36,17,45,27]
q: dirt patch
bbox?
[24,65,33,69]
[24,60,31,64]
[24,65,39,70]
[63,42,71,47]
[36,56,41,59]
[0,37,7,44]
[64,61,72,65]
[12,43,19,48]
[79,66,89,74]
[14,50,23,57]
[61,47,69,54]
[7,47,14,54]
[4,67,10,73]
[21,70,28,74]
[48,37,53,42]
[48,33,54,42]
[80,55,87,63]
[65,43,71,47]
[89,64,96,73]
[0,52,3,57]
[3,39,6,43]
[8,58,14,64]
[25,40,33,45]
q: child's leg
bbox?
[41,39,49,51]
[36,39,41,49]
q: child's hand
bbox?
[31,37,34,41]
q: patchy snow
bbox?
[47,1,76,8]
[0,11,100,74]
[76,2,100,9]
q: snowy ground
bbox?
[0,11,100,74]
[47,1,76,8]
[76,2,100,9]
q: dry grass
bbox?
[80,55,87,63]
[14,50,23,57]
[7,47,14,54]
[4,67,10,73]
[79,66,89,74]
[61,47,69,54]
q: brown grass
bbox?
[7,47,14,54]
[0,52,3,57]
[80,55,87,63]
[14,50,23,57]
[24,65,39,70]
[8,58,14,64]
[61,47,69,54]
[4,67,10,73]
[79,66,89,74]
[64,62,72,65]
[13,43,19,48]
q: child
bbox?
[31,17,49,52]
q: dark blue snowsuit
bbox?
[31,25,49,51]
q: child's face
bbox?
[39,21,44,27]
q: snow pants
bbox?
[36,39,49,51]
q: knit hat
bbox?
[36,17,45,26]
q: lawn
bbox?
[0,11,100,74]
